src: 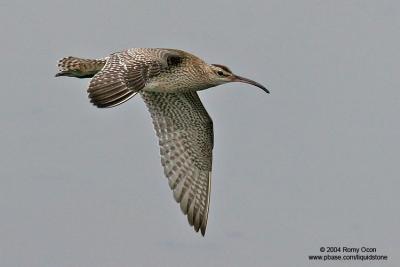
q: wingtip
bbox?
[200,227,206,236]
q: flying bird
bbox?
[55,48,268,236]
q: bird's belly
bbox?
[143,81,169,92]
[144,81,193,93]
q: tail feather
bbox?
[55,56,107,78]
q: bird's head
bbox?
[208,64,269,93]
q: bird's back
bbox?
[56,48,211,92]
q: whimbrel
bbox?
[55,48,268,236]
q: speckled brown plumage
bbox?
[141,91,213,235]
[55,47,268,236]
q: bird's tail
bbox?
[55,56,107,78]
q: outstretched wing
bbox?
[140,91,213,236]
[88,49,183,108]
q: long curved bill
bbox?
[233,75,269,94]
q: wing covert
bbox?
[87,49,185,108]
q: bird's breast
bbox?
[144,80,188,93]
[144,81,167,92]
[144,77,210,93]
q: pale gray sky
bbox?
[1,1,399,266]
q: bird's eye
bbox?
[217,70,224,76]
